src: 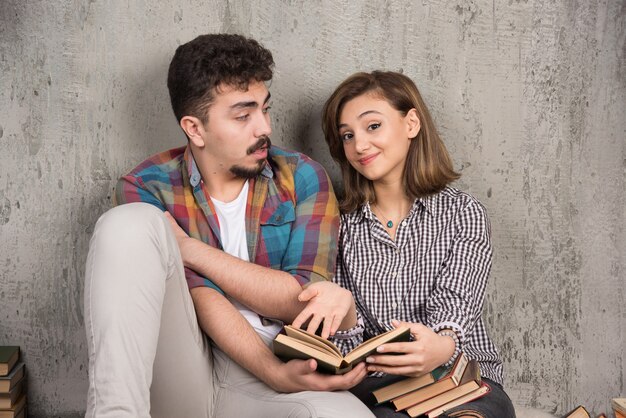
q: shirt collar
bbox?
[184,145,274,188]
[348,191,441,224]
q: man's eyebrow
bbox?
[230,92,272,110]
[338,110,382,129]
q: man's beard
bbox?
[229,136,271,179]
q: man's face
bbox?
[200,80,272,179]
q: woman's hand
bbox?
[292,281,357,339]
[364,320,455,377]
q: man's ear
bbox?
[180,116,205,148]
[406,108,421,139]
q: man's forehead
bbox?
[215,80,269,102]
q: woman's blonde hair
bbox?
[322,71,460,213]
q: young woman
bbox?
[321,71,515,418]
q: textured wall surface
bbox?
[0,1,624,416]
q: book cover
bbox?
[372,365,449,404]
[0,393,25,418]
[404,359,481,417]
[0,377,24,409]
[0,364,25,393]
[562,405,590,418]
[273,325,410,374]
[0,348,19,377]
[427,382,491,417]
[391,353,470,411]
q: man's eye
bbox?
[341,132,354,142]
[368,123,381,131]
[236,114,250,121]
[262,106,272,114]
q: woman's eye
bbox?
[368,123,381,131]
[341,132,354,142]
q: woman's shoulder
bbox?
[432,186,487,212]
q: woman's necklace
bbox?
[372,204,395,229]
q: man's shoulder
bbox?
[266,145,335,204]
[123,146,187,185]
[268,145,329,181]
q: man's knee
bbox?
[92,203,166,249]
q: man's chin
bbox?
[230,161,266,179]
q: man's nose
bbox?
[255,111,272,138]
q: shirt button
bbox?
[392,302,398,309]
[401,220,407,227]
[391,271,397,278]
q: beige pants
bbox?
[84,203,374,418]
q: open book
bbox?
[273,325,410,374]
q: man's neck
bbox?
[204,175,248,203]
[191,149,249,203]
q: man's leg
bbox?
[84,203,213,418]
[212,346,375,418]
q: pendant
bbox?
[386,220,393,228]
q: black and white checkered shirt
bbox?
[330,186,503,385]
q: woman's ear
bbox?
[406,108,421,139]
[180,116,206,148]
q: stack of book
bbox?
[0,347,26,418]
[371,353,490,418]
[613,398,626,418]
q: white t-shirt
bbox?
[210,180,282,342]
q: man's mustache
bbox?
[247,136,271,154]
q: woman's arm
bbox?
[364,198,492,376]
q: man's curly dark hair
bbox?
[167,33,274,123]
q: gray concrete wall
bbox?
[0,1,623,416]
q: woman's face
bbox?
[338,93,419,184]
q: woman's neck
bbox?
[372,180,413,216]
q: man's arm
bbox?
[192,287,367,392]
[168,215,304,321]
[165,157,355,330]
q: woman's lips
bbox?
[358,153,379,165]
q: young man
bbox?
[84,34,373,418]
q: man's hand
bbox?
[364,320,455,377]
[292,281,356,339]
[267,359,367,393]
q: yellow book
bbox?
[427,382,490,417]
[404,358,480,417]
[0,364,24,393]
[0,394,25,418]
[392,353,470,411]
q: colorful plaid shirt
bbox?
[114,145,340,292]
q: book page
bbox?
[344,326,409,364]
[274,334,343,368]
[284,326,342,357]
